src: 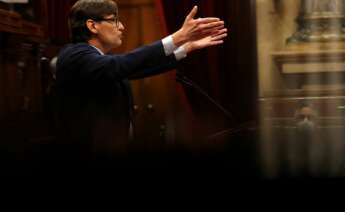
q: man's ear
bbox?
[86,19,98,34]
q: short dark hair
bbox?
[69,0,118,43]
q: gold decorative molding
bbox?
[272,48,345,74]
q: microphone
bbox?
[176,72,193,86]
[175,71,235,122]
[175,71,256,140]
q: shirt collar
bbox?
[90,45,105,55]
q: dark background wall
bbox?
[0,0,260,176]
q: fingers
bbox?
[198,24,226,36]
[201,21,224,30]
[211,28,228,37]
[201,39,224,49]
[186,5,198,20]
[209,40,224,46]
[200,32,227,49]
[196,17,220,24]
[211,31,228,41]
[194,21,225,37]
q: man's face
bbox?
[295,106,316,134]
[296,106,315,122]
[95,14,124,50]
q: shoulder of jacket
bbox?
[59,43,99,57]
[65,43,95,51]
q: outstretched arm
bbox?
[128,28,228,80]
[127,14,228,80]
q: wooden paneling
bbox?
[0,7,46,120]
[0,1,51,157]
[115,0,178,149]
[0,9,44,39]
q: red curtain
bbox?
[155,0,201,144]
[156,0,258,139]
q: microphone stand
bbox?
[175,72,254,140]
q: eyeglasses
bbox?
[95,17,120,27]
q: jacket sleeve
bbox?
[127,55,178,80]
[59,41,178,83]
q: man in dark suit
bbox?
[55,0,227,169]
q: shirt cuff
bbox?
[173,45,187,61]
[162,35,177,56]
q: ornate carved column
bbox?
[288,0,345,43]
[272,0,345,94]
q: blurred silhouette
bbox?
[285,100,328,177]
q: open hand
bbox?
[184,28,228,53]
[172,6,226,46]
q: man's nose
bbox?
[118,22,125,30]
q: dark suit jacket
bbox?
[55,41,177,161]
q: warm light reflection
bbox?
[257,0,345,178]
